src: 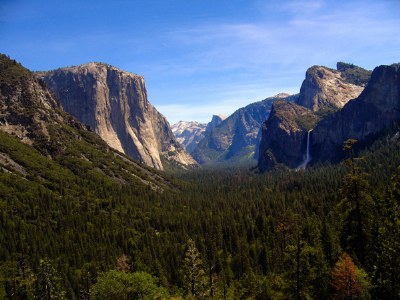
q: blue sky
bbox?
[1,0,399,124]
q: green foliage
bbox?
[295,113,321,131]
[1,125,400,298]
[0,280,5,300]
[181,239,207,298]
[370,172,400,298]
[339,139,373,265]
[337,62,372,86]
[0,54,31,86]
[90,270,168,300]
[35,259,66,300]
[0,259,35,299]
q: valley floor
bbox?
[1,133,400,299]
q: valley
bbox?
[1,53,400,299]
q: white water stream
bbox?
[297,130,312,170]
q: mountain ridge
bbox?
[311,63,400,163]
[0,53,176,190]
[192,93,296,165]
[171,120,207,153]
[258,62,398,171]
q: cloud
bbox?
[4,0,398,124]
[148,0,400,123]
[168,1,398,66]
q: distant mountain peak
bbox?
[212,114,227,121]
[192,94,294,165]
[273,92,291,99]
[171,121,207,153]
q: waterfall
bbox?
[297,130,312,170]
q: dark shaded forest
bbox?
[1,129,400,299]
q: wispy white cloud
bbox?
[148,0,400,124]
[162,2,399,75]
[3,0,399,124]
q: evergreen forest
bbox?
[1,125,400,299]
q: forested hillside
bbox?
[1,128,399,299]
[1,54,400,299]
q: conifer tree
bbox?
[371,172,400,298]
[181,239,207,298]
[340,139,372,266]
[35,259,66,300]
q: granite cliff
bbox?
[0,54,176,190]
[258,63,371,171]
[296,63,370,112]
[205,114,227,135]
[311,63,400,162]
[192,94,294,165]
[37,63,197,170]
[258,101,320,172]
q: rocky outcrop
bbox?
[0,54,64,146]
[37,63,197,170]
[171,121,207,153]
[296,64,370,112]
[257,101,320,172]
[205,114,226,135]
[192,94,294,165]
[311,63,400,162]
[0,54,177,191]
[257,62,373,172]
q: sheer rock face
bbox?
[192,94,292,165]
[257,101,319,172]
[171,121,207,153]
[311,63,400,162]
[204,114,226,135]
[257,63,372,172]
[37,63,197,170]
[296,65,367,112]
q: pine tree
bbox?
[181,239,207,298]
[340,139,372,266]
[371,172,400,298]
[35,258,66,300]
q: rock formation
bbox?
[0,54,64,146]
[0,54,176,191]
[311,63,400,162]
[296,64,370,112]
[171,121,207,153]
[258,62,372,171]
[192,94,293,165]
[258,101,320,172]
[37,63,197,170]
[204,114,227,135]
